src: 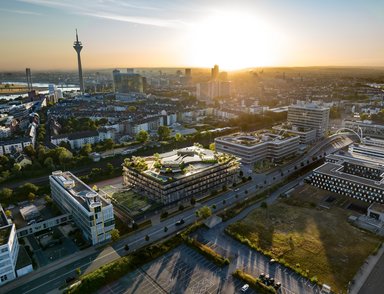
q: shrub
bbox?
[232,269,276,294]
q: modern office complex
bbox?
[287,102,330,138]
[344,120,384,139]
[310,154,384,203]
[214,131,300,164]
[0,205,19,285]
[272,124,317,145]
[49,171,115,245]
[113,69,146,94]
[122,146,239,204]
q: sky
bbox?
[0,0,383,71]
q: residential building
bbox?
[0,205,19,285]
[51,129,114,150]
[123,146,239,204]
[309,155,384,203]
[287,102,330,138]
[215,131,300,164]
[0,138,32,156]
[49,171,115,245]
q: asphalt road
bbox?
[2,134,353,294]
[357,251,384,294]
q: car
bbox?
[241,284,249,292]
[234,188,240,192]
[269,258,276,264]
[259,272,265,279]
[274,282,281,289]
[65,276,76,284]
[175,219,185,226]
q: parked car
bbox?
[269,258,276,264]
[274,282,281,289]
[65,276,76,284]
[241,284,249,292]
[175,219,185,226]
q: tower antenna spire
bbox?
[76,28,78,42]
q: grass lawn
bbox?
[112,190,151,214]
[227,184,383,293]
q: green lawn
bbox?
[112,190,151,214]
[227,184,383,293]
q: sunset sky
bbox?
[0,0,383,71]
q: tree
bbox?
[110,229,120,242]
[157,126,171,141]
[128,106,137,112]
[45,195,53,205]
[19,183,39,196]
[76,267,81,276]
[106,163,114,175]
[0,188,13,201]
[261,201,268,218]
[24,145,36,158]
[175,133,183,145]
[28,192,36,202]
[5,210,12,218]
[209,143,215,151]
[196,206,212,219]
[136,130,149,143]
[80,144,92,156]
[43,157,55,170]
[190,197,196,205]
[12,163,21,173]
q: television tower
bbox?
[73,29,84,93]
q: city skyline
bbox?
[0,0,383,71]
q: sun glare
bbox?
[185,10,281,70]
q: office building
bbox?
[211,64,219,80]
[0,205,19,285]
[215,131,300,164]
[344,120,384,139]
[123,146,239,204]
[49,171,115,245]
[73,30,84,93]
[287,102,330,138]
[310,155,384,203]
[272,124,317,145]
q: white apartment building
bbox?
[287,102,330,138]
[51,129,114,150]
[0,138,32,156]
[215,131,300,164]
[0,205,19,285]
[49,171,115,245]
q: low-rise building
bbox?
[0,138,32,156]
[51,129,114,150]
[367,203,384,221]
[272,124,317,145]
[123,146,239,204]
[49,171,115,245]
[215,131,300,164]
[310,155,384,203]
[344,120,384,139]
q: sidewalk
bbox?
[348,243,384,294]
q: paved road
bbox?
[2,135,353,294]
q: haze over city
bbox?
[1,0,384,70]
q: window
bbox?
[0,275,7,282]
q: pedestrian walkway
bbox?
[349,243,384,294]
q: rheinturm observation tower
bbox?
[73,29,84,93]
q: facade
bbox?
[0,138,32,156]
[51,129,114,150]
[123,146,239,204]
[113,69,146,94]
[0,205,19,285]
[215,131,300,164]
[349,144,384,161]
[272,124,317,145]
[49,171,115,245]
[344,120,384,139]
[196,81,232,104]
[309,155,384,203]
[287,102,330,138]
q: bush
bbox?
[184,237,229,267]
[160,211,169,219]
[232,269,276,294]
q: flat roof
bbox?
[289,103,329,111]
[215,131,298,147]
[16,246,32,270]
[369,202,384,213]
[314,162,384,189]
[50,171,111,211]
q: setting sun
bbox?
[185,10,282,70]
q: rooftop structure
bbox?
[272,123,317,145]
[49,171,115,245]
[215,130,300,164]
[287,102,330,138]
[123,146,239,204]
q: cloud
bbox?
[18,0,183,27]
[0,8,41,16]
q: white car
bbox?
[241,284,249,292]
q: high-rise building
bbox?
[287,102,330,138]
[211,64,219,80]
[0,205,19,285]
[112,69,146,94]
[49,171,115,245]
[185,68,191,77]
[25,68,32,91]
[73,29,84,93]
